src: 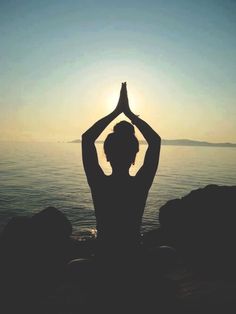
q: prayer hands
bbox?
[115,82,132,116]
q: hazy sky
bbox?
[0,0,235,142]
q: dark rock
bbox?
[0,207,73,310]
[159,184,236,276]
[31,206,72,240]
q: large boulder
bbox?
[0,207,73,308]
[159,184,236,276]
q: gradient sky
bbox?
[0,0,235,142]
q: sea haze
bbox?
[0,142,235,239]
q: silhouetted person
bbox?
[82,82,161,259]
[81,83,161,309]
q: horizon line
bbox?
[68,138,236,147]
[0,138,236,147]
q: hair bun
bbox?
[113,121,135,136]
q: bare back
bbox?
[90,173,150,248]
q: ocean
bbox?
[0,142,235,239]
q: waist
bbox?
[97,229,141,245]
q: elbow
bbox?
[81,132,89,144]
[81,132,94,144]
[155,136,161,148]
[155,132,161,144]
[146,136,161,151]
[81,132,87,141]
[150,133,161,147]
[81,133,86,143]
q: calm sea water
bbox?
[0,142,235,238]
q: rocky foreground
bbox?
[0,184,236,313]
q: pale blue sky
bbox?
[0,0,235,142]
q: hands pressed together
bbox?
[115,82,133,117]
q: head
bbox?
[104,121,139,171]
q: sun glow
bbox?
[105,87,141,114]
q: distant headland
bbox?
[69,138,236,148]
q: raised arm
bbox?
[82,83,125,185]
[123,84,161,189]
